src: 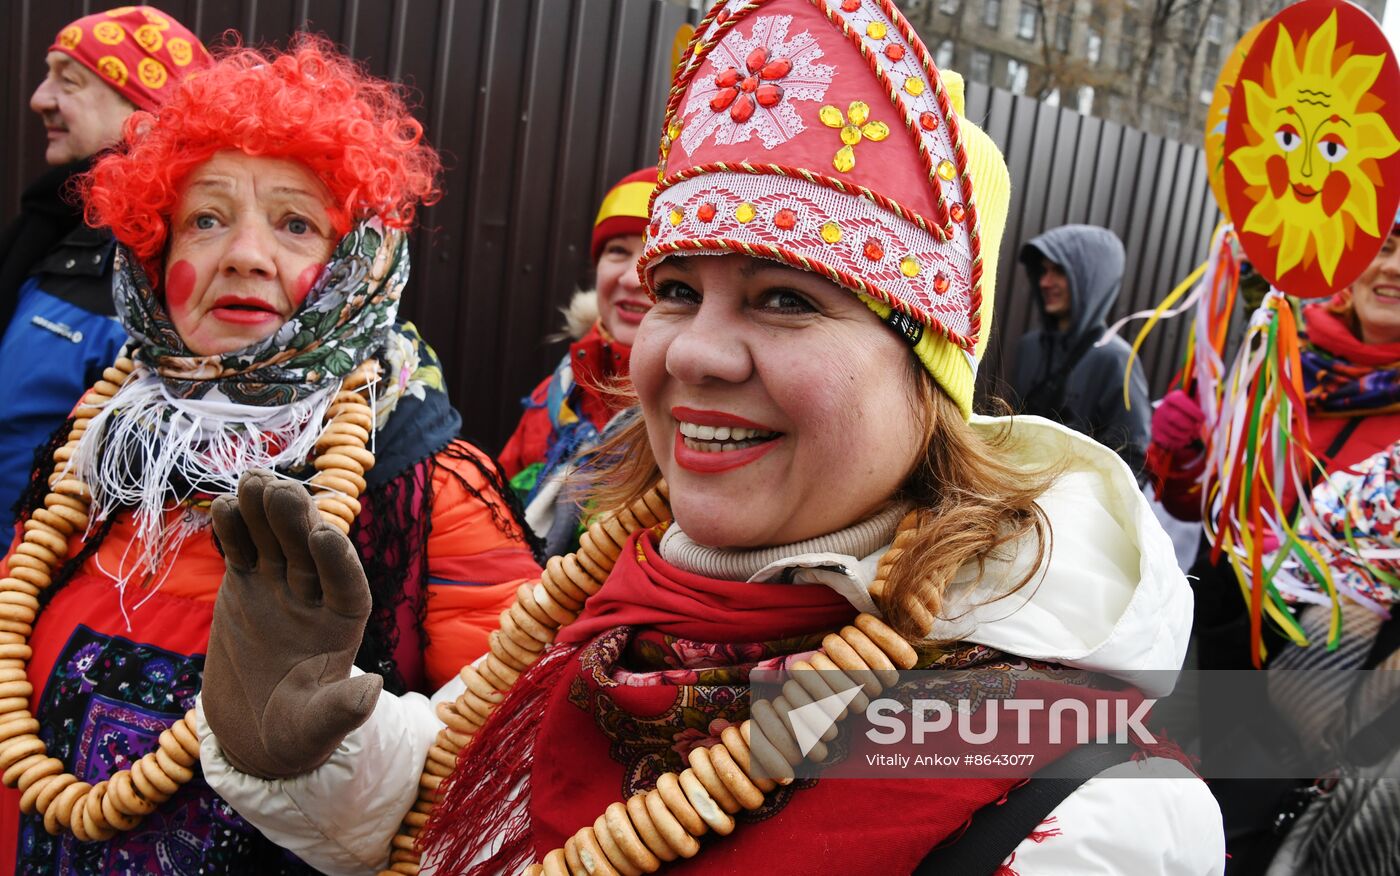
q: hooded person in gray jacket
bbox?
[1010,224,1151,478]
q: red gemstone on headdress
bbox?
[741,75,759,93]
[774,209,797,229]
[841,0,861,11]
[730,95,756,123]
[919,112,937,131]
[864,239,884,261]
[933,271,950,293]
[711,88,739,112]
[698,203,717,222]
[715,67,740,88]
[747,47,768,73]
[949,203,965,222]
[762,57,793,79]
[650,219,661,237]
[885,44,905,62]
[717,8,730,24]
[756,84,784,107]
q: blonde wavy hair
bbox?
[581,365,1058,641]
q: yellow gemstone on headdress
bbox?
[900,256,921,277]
[937,160,957,181]
[668,120,683,141]
[819,105,844,128]
[904,76,925,96]
[866,22,888,40]
[821,221,843,244]
[847,101,870,126]
[669,208,684,226]
[736,203,756,223]
[862,121,890,142]
[840,124,862,146]
[833,145,856,173]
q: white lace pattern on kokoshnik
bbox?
[648,173,977,350]
[680,14,835,153]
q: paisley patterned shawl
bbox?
[114,218,407,406]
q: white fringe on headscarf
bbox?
[62,363,351,624]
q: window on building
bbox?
[970,49,993,83]
[939,0,961,13]
[1121,17,1138,44]
[935,39,955,69]
[1118,42,1136,73]
[1017,1,1038,40]
[1204,40,1220,71]
[1007,58,1029,94]
[1205,13,1224,43]
[1087,29,1102,65]
[1077,85,1095,115]
[1173,64,1188,97]
[983,0,1002,29]
[1147,55,1162,87]
[1055,15,1072,51]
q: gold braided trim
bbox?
[381,504,922,876]
[0,357,381,840]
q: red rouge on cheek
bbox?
[294,264,323,306]
[165,260,197,311]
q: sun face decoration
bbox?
[1224,0,1400,297]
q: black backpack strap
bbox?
[913,743,1136,875]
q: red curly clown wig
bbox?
[84,35,441,285]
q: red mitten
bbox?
[1151,390,1206,452]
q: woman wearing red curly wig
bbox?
[0,37,539,873]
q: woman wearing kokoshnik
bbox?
[0,38,538,873]
[499,169,656,557]
[196,1,1223,874]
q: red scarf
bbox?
[424,530,1144,875]
[1301,296,1400,415]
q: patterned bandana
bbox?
[114,218,408,406]
[50,6,212,113]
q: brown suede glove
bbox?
[202,469,383,780]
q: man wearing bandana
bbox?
[0,7,210,520]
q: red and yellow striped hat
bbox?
[639,0,1009,419]
[50,6,211,113]
[591,168,656,262]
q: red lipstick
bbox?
[670,407,782,474]
[670,406,773,430]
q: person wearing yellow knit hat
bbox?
[193,1,1221,873]
[499,168,656,556]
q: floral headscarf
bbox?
[114,218,407,406]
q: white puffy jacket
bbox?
[199,416,1225,874]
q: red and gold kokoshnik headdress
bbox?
[639,0,1011,418]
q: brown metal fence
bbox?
[1,0,1219,450]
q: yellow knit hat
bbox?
[857,71,1009,418]
[640,0,1012,419]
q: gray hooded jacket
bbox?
[1009,225,1151,477]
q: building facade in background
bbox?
[901,0,1387,143]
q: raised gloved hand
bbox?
[1151,389,1206,452]
[202,470,382,780]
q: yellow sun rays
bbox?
[1229,10,1400,286]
